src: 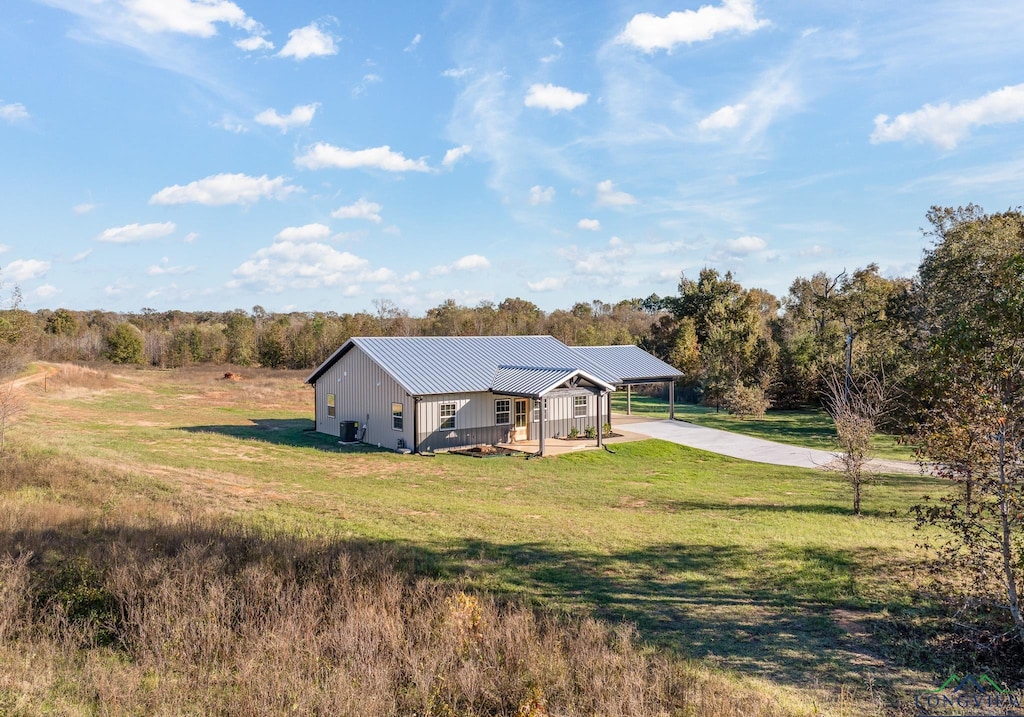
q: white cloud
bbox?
[183,232,199,244]
[96,221,176,244]
[295,143,429,172]
[254,103,318,132]
[617,0,769,52]
[213,115,247,133]
[234,34,273,51]
[529,185,555,205]
[871,83,1024,149]
[352,73,382,97]
[279,22,337,60]
[528,276,565,292]
[0,259,51,282]
[275,223,332,242]
[442,67,472,79]
[147,257,196,276]
[230,238,393,292]
[570,238,633,277]
[431,254,491,275]
[577,218,601,231]
[725,235,766,254]
[72,202,97,215]
[0,244,9,254]
[523,83,588,112]
[1,102,29,123]
[71,249,93,262]
[595,179,637,207]
[33,284,60,299]
[698,103,747,131]
[442,144,472,169]
[331,198,382,223]
[132,0,256,36]
[404,33,421,52]
[150,173,300,205]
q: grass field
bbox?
[611,392,916,461]
[1,364,954,714]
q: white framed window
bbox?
[439,402,456,430]
[533,402,540,422]
[327,393,336,418]
[392,403,404,431]
[495,399,511,425]
[573,395,587,417]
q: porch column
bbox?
[668,380,675,420]
[606,392,613,431]
[626,385,632,415]
[538,397,546,457]
[596,390,604,448]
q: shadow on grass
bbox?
[177,419,391,454]
[3,510,948,701]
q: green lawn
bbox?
[11,365,946,705]
[612,392,916,461]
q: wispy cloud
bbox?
[0,102,29,123]
[404,33,422,52]
[72,201,97,215]
[441,144,472,169]
[577,218,601,231]
[96,221,176,243]
[150,173,300,205]
[230,236,393,293]
[872,83,1024,149]
[528,276,565,292]
[617,0,769,52]
[430,254,491,275]
[147,257,196,276]
[595,180,637,207]
[332,198,382,223]
[528,185,555,205]
[275,224,332,242]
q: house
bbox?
[305,336,683,455]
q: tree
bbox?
[106,323,145,365]
[0,383,27,453]
[912,205,1024,645]
[823,371,889,516]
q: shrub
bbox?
[105,323,144,365]
[722,382,771,419]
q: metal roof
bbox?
[491,365,616,398]
[306,336,681,395]
[572,345,684,384]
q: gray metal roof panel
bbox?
[491,365,616,397]
[349,335,620,396]
[572,345,684,383]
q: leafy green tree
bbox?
[912,205,1024,644]
[106,323,144,365]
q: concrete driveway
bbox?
[621,418,920,474]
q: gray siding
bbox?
[313,345,414,451]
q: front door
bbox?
[514,398,529,441]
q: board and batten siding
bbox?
[313,345,414,450]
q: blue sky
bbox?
[2,0,1023,314]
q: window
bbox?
[533,402,540,422]
[573,395,587,417]
[495,399,511,425]
[392,403,404,431]
[439,402,456,430]
[327,393,336,418]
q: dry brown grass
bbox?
[0,444,851,717]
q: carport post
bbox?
[668,380,675,420]
[597,390,603,448]
[626,385,632,415]
[539,397,546,457]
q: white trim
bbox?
[494,398,511,425]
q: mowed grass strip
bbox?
[13,365,943,702]
[611,392,915,461]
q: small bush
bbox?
[567,425,580,439]
[722,383,771,419]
